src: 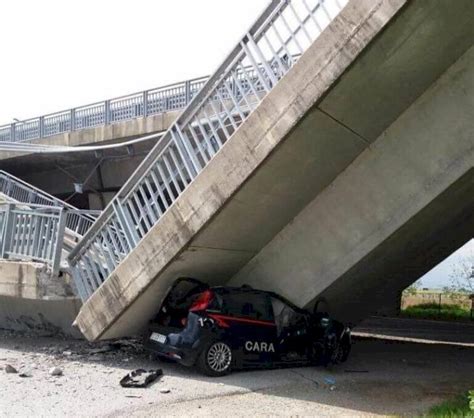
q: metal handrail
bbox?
[0,75,209,143]
[0,203,69,276]
[0,170,99,236]
[68,0,347,301]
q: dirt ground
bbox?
[0,321,473,417]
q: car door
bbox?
[271,296,311,364]
[217,290,278,368]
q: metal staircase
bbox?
[68,0,348,302]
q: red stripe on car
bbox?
[208,313,276,327]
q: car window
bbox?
[221,292,274,321]
[271,297,306,333]
[164,279,208,309]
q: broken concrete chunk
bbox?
[19,370,32,378]
[49,367,63,376]
[5,364,17,374]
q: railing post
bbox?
[105,100,111,124]
[52,208,67,277]
[10,123,15,143]
[39,116,44,139]
[185,80,191,104]
[112,200,139,249]
[27,190,35,204]
[143,91,148,118]
[70,109,76,131]
[170,127,199,178]
[5,178,12,197]
[1,204,14,258]
[173,126,201,175]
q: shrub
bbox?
[401,303,470,321]
[426,391,474,417]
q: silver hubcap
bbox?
[207,342,232,372]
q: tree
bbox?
[404,279,423,295]
[450,250,474,293]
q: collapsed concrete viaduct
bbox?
[67,0,474,340]
[1,0,473,341]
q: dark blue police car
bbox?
[144,278,351,376]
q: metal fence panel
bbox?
[0,170,98,236]
[0,204,68,276]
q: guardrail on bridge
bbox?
[0,76,209,144]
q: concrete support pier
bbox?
[0,261,81,336]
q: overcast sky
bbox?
[0,0,469,289]
[0,0,268,122]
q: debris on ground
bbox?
[119,369,163,388]
[19,369,33,378]
[87,345,115,355]
[324,377,336,385]
[111,339,143,351]
[323,376,337,391]
[160,388,171,394]
[49,367,63,376]
[5,364,18,374]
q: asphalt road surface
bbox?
[0,318,473,417]
[355,316,474,345]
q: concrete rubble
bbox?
[5,364,17,374]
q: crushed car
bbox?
[144,278,351,376]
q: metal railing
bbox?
[68,0,348,301]
[0,203,69,276]
[0,170,98,236]
[0,76,209,143]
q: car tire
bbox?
[196,341,233,377]
[339,334,351,363]
[331,335,351,364]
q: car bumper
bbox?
[144,328,200,367]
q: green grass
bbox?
[424,392,474,417]
[401,303,472,321]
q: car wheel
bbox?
[339,335,352,362]
[331,335,351,364]
[197,341,232,377]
